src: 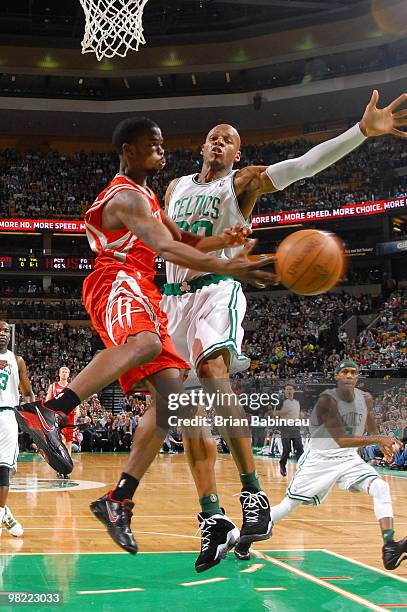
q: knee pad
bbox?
[0,466,10,487]
[368,478,393,520]
[369,478,391,500]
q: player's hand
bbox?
[221,224,252,247]
[359,90,407,138]
[221,239,279,286]
[237,268,280,288]
[378,436,402,463]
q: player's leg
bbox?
[182,412,239,572]
[354,475,407,569]
[14,330,162,474]
[58,331,163,403]
[90,367,179,554]
[160,433,171,453]
[292,434,304,462]
[162,286,241,565]
[197,350,272,548]
[161,293,222,498]
[279,434,291,476]
[0,468,23,537]
[198,350,256,473]
[63,410,76,461]
[0,412,23,537]
[164,281,262,564]
[235,448,333,560]
[182,407,218,501]
[0,467,9,534]
[91,366,239,567]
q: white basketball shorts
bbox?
[286,447,379,505]
[0,409,19,470]
[161,278,250,378]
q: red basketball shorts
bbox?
[61,410,76,443]
[83,268,189,393]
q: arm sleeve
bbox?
[266,123,367,191]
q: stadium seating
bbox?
[0,136,405,219]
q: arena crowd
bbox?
[0,136,405,218]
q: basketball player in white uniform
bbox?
[0,321,34,537]
[161,90,407,559]
[162,135,274,553]
[239,360,407,569]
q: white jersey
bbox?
[309,387,367,455]
[0,350,20,407]
[166,170,247,283]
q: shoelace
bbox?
[387,540,407,568]
[197,516,218,553]
[120,503,134,524]
[108,495,134,525]
[239,491,269,524]
[3,508,16,528]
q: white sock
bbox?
[270,496,301,522]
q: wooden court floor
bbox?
[2,452,407,611]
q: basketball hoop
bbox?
[79,0,149,61]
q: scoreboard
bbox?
[0,256,166,272]
[0,256,94,271]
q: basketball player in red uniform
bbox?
[46,366,76,478]
[46,367,70,403]
[15,117,276,564]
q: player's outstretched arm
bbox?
[234,89,407,218]
[108,190,277,284]
[16,356,35,403]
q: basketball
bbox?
[276,229,346,295]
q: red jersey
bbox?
[84,175,164,281]
[49,381,76,438]
[82,174,189,393]
[48,381,67,400]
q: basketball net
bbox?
[79,0,149,60]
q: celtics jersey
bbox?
[309,387,367,454]
[0,350,20,407]
[166,170,247,283]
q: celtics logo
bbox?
[10,477,105,493]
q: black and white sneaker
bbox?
[90,492,138,554]
[195,512,240,573]
[383,537,407,570]
[238,490,273,547]
[234,541,251,561]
